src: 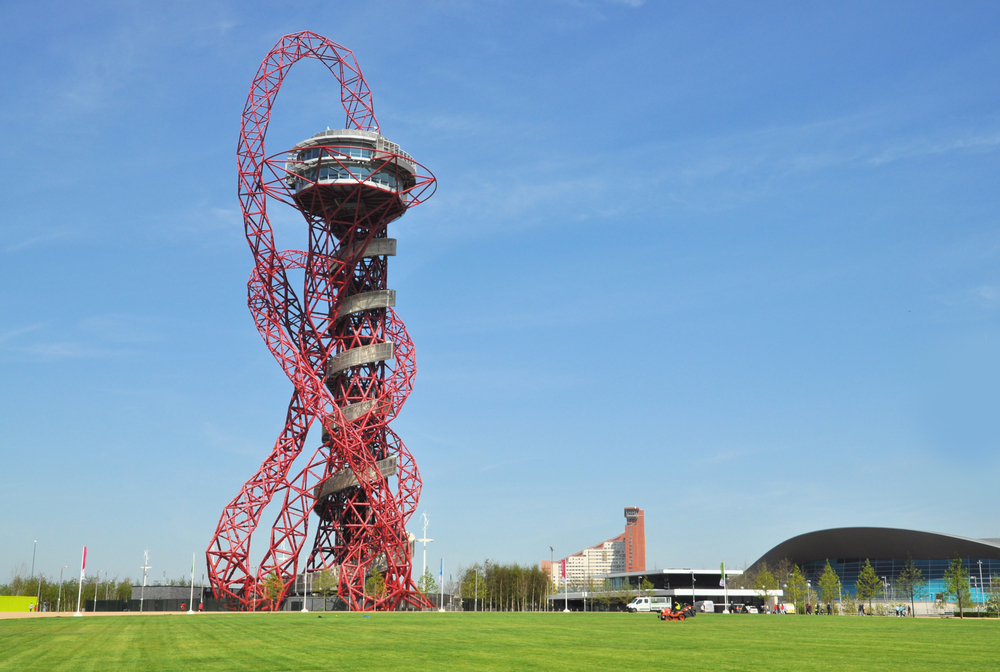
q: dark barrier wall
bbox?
[90,598,247,612]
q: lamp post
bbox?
[978,560,985,615]
[474,567,479,613]
[549,546,554,612]
[57,566,68,612]
[93,570,101,612]
[301,570,308,613]
[30,541,37,611]
[139,551,151,614]
[415,513,433,590]
[807,581,812,613]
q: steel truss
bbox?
[206,31,436,611]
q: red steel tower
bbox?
[206,32,436,611]
[624,507,646,573]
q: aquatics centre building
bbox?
[751,527,1000,603]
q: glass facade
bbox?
[291,143,399,191]
[297,165,397,189]
[299,146,374,161]
[801,557,1000,602]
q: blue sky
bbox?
[1,1,999,585]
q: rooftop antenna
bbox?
[414,513,433,585]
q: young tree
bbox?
[786,565,807,614]
[312,569,337,611]
[895,556,926,617]
[754,563,777,610]
[855,559,881,612]
[640,577,655,598]
[417,567,438,597]
[986,574,1000,617]
[817,561,841,611]
[366,571,387,604]
[943,557,971,619]
[261,571,284,608]
[772,558,795,593]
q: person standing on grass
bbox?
[858,603,864,616]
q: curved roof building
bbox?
[752,527,1000,601]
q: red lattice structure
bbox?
[206,32,436,611]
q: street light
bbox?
[139,551,151,614]
[978,560,985,615]
[301,570,310,613]
[30,541,37,611]
[93,570,101,612]
[57,566,68,612]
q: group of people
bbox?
[804,602,832,615]
[856,603,911,616]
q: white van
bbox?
[695,600,715,613]
[627,596,671,613]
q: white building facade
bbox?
[550,533,626,587]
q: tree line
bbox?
[451,562,552,611]
[1,566,132,612]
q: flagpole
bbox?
[722,561,729,614]
[188,552,196,613]
[562,559,569,612]
[438,558,445,612]
[74,546,87,616]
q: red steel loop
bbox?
[207,31,434,612]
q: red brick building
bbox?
[543,507,646,585]
[624,507,645,572]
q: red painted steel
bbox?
[206,31,435,611]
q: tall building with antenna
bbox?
[624,507,646,573]
[545,506,646,586]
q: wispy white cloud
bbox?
[78,315,167,344]
[0,323,46,344]
[2,315,165,359]
[19,341,137,358]
[869,133,1000,166]
[973,285,1000,307]
[4,230,73,252]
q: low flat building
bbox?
[547,567,781,612]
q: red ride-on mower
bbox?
[660,604,696,621]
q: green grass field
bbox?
[1,612,998,671]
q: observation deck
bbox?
[285,129,418,226]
